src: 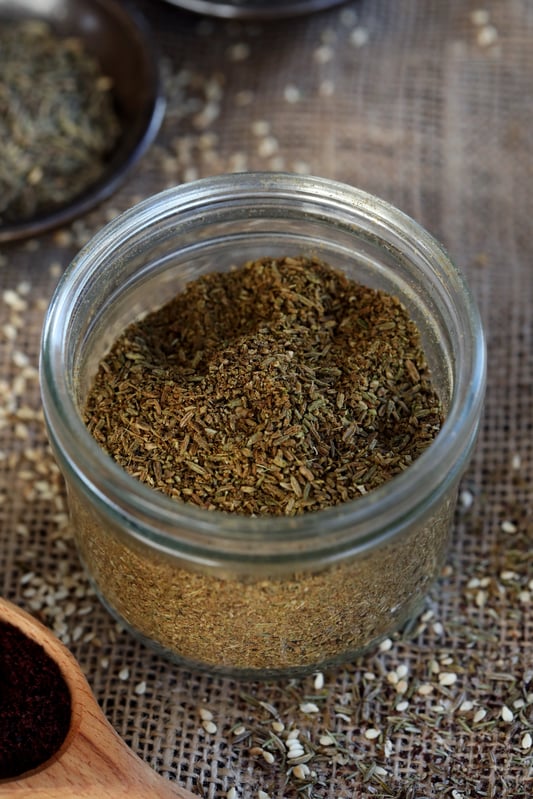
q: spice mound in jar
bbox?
[0,20,121,225]
[0,620,71,779]
[84,256,444,515]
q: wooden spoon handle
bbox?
[0,599,198,798]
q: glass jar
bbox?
[40,172,486,679]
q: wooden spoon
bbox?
[0,597,198,798]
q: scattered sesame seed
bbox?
[501,705,514,723]
[313,45,334,64]
[364,728,380,740]
[501,520,517,534]
[227,788,237,799]
[396,664,409,679]
[396,679,409,695]
[118,667,130,681]
[379,638,393,652]
[202,720,218,734]
[258,791,270,799]
[262,750,275,765]
[471,9,490,26]
[439,672,458,687]
[319,734,336,746]
[374,766,388,777]
[292,763,310,780]
[251,120,270,137]
[511,453,521,470]
[287,747,305,760]
[199,707,214,722]
[135,681,147,696]
[521,732,532,750]
[227,42,250,61]
[460,489,474,509]
[284,85,302,103]
[477,24,498,47]
[459,700,474,712]
[299,702,320,714]
[473,708,487,723]
[272,721,285,733]
[313,672,325,691]
[396,700,409,712]
[349,27,369,48]
[418,683,434,696]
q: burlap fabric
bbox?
[1,0,531,796]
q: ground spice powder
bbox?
[0,620,71,779]
[84,256,443,515]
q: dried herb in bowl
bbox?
[0,20,122,225]
[84,255,444,515]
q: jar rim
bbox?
[40,172,486,562]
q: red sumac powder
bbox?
[0,619,71,779]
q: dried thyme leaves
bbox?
[0,20,121,224]
[84,256,443,515]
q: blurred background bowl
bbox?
[159,0,348,19]
[0,0,165,244]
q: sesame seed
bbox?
[460,489,474,509]
[501,705,514,723]
[118,667,129,681]
[227,788,237,799]
[459,700,474,712]
[418,683,434,696]
[199,707,213,721]
[364,728,380,740]
[439,672,458,687]
[350,27,369,48]
[299,702,320,714]
[287,747,305,760]
[501,520,517,534]
[396,664,409,679]
[379,637,393,651]
[471,9,490,26]
[292,763,310,780]
[521,732,532,750]
[227,42,250,62]
[262,750,275,765]
[272,721,285,733]
[319,734,336,746]
[202,720,217,734]
[284,85,301,103]
[477,24,498,47]
[313,45,334,64]
[258,791,270,799]
[313,671,325,690]
[473,708,487,723]
[135,681,147,696]
[396,700,409,712]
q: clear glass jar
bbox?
[40,172,486,679]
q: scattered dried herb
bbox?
[0,620,71,779]
[84,255,443,516]
[0,20,121,225]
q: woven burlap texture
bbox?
[1,1,531,796]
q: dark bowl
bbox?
[0,0,165,244]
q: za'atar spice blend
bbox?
[71,256,452,675]
[84,256,443,515]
